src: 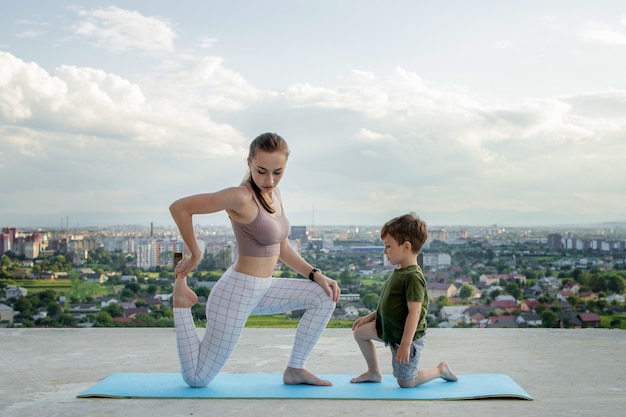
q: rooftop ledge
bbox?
[1,328,624,417]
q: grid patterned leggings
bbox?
[174,267,336,387]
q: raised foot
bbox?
[350,370,382,383]
[283,367,332,386]
[173,278,198,308]
[439,361,458,382]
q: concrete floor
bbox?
[1,327,624,417]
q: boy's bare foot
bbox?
[438,361,458,382]
[283,367,332,386]
[173,278,198,308]
[350,371,382,383]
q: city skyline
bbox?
[2,2,626,228]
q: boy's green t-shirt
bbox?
[375,264,428,345]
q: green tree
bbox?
[146,284,158,296]
[576,271,591,287]
[361,293,379,310]
[19,318,35,328]
[12,297,34,315]
[124,282,141,294]
[94,311,114,327]
[341,267,356,286]
[589,274,606,293]
[607,274,625,294]
[103,303,124,318]
[505,282,522,300]
[436,296,452,310]
[58,313,77,327]
[133,313,157,327]
[459,284,475,300]
[46,301,61,318]
[540,310,558,328]
[195,286,211,299]
[191,303,206,321]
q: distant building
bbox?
[427,283,457,299]
[339,294,360,301]
[439,305,470,320]
[0,227,17,254]
[290,226,307,244]
[429,229,447,243]
[5,286,27,299]
[121,275,137,283]
[422,253,451,269]
[547,233,562,250]
[479,273,526,286]
[0,303,14,325]
[136,240,187,270]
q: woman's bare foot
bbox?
[173,277,198,308]
[438,361,458,382]
[283,367,332,386]
[350,370,382,383]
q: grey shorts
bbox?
[389,335,426,381]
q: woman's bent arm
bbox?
[170,186,250,276]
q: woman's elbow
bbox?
[169,200,185,219]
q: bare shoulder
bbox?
[224,184,257,221]
[219,185,253,207]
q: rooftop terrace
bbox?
[1,328,624,417]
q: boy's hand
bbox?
[352,312,376,330]
[395,344,410,363]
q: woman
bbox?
[170,132,340,388]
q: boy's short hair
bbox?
[380,212,428,254]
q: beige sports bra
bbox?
[230,183,290,257]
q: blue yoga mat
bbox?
[78,373,533,400]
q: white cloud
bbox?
[15,30,47,39]
[14,19,50,39]
[580,29,626,45]
[494,41,513,49]
[0,51,67,121]
[71,6,176,53]
[2,3,626,227]
[0,48,251,220]
[276,65,626,222]
[353,129,396,143]
[579,17,626,45]
[0,51,248,154]
[198,36,218,48]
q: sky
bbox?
[1,1,626,229]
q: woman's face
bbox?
[248,150,288,194]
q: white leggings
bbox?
[174,267,336,387]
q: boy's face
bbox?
[382,235,407,266]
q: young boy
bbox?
[350,213,458,388]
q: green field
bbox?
[244,314,353,328]
[9,279,114,300]
[600,314,626,329]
